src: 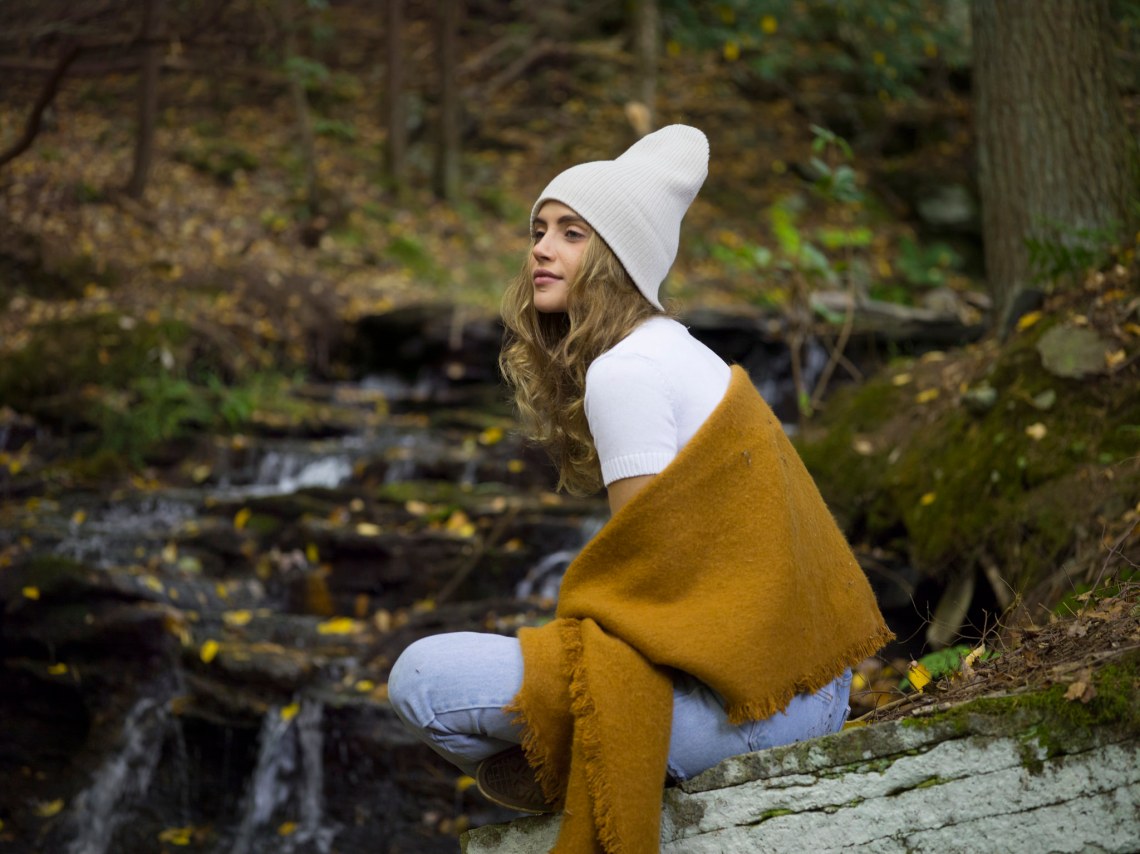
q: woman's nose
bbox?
[532,234,553,262]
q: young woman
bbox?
[388,125,892,853]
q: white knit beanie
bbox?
[531,125,709,309]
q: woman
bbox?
[389,125,892,853]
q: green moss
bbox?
[757,808,796,821]
[798,320,1140,594]
[901,651,1140,771]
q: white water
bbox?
[65,697,171,854]
[226,699,335,854]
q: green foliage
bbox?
[313,118,357,141]
[284,55,331,92]
[895,236,962,288]
[174,140,259,185]
[663,0,968,99]
[1026,219,1122,286]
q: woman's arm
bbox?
[607,474,656,516]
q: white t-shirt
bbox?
[584,316,732,486]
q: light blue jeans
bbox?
[388,631,852,781]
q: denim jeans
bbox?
[388,631,852,781]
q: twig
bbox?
[0,42,83,169]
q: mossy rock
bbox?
[797,318,1140,597]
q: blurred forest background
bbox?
[0,1,1139,853]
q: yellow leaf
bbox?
[278,821,298,836]
[355,522,381,536]
[1025,422,1047,441]
[891,372,912,386]
[142,576,165,594]
[47,663,68,676]
[71,510,86,526]
[191,464,212,483]
[852,439,874,456]
[316,617,359,635]
[405,500,430,516]
[234,507,252,530]
[456,775,478,793]
[907,661,932,692]
[507,459,525,474]
[306,543,320,564]
[215,582,230,600]
[478,426,504,446]
[1106,349,1126,370]
[162,542,178,563]
[761,14,778,34]
[1016,311,1042,331]
[223,610,252,627]
[962,644,986,669]
[920,492,937,506]
[413,598,436,613]
[723,40,740,62]
[355,679,375,692]
[200,639,220,663]
[22,586,40,600]
[851,672,868,691]
[158,827,193,845]
[280,703,300,722]
[34,799,64,818]
[915,388,940,404]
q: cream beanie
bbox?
[531,125,709,309]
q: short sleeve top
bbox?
[584,317,732,487]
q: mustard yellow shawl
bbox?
[508,366,893,853]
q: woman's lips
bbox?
[533,270,560,286]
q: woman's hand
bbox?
[606,474,656,517]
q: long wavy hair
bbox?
[500,232,666,495]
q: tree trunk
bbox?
[433,0,461,202]
[384,0,407,196]
[632,0,658,134]
[125,0,165,199]
[282,0,320,217]
[973,0,1135,334]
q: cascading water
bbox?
[64,696,172,854]
[515,517,605,601]
[226,700,336,854]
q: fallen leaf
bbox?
[157,827,193,845]
[280,703,300,722]
[223,610,252,627]
[1016,311,1042,331]
[1025,423,1047,441]
[34,799,64,818]
[278,821,298,837]
[916,388,940,404]
[907,661,932,692]
[355,522,381,536]
[316,617,359,635]
[234,507,252,530]
[199,640,220,663]
[891,372,913,386]
[22,586,40,600]
[920,492,937,507]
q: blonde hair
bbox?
[500,232,666,495]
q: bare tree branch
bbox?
[0,42,82,170]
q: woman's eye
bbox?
[566,230,585,240]
[532,230,545,242]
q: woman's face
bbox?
[530,201,592,313]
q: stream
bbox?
[0,307,930,853]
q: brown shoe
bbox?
[475,746,553,814]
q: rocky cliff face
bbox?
[462,676,1140,853]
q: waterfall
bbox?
[226,699,335,854]
[65,697,171,854]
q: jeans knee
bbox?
[388,636,444,729]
